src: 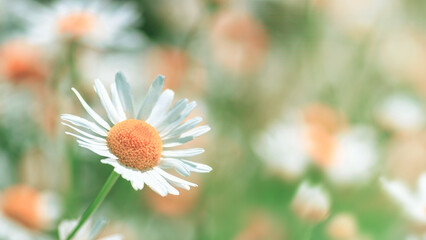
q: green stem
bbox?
[67,40,80,86]
[66,171,119,240]
[303,224,314,240]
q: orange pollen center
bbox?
[57,12,97,37]
[106,119,163,170]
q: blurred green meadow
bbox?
[1,0,426,239]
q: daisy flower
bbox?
[59,219,121,240]
[381,173,426,225]
[16,0,139,49]
[61,72,211,196]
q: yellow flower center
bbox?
[106,119,163,170]
[57,12,97,38]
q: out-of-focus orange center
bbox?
[57,12,97,38]
[306,126,336,167]
[303,104,342,167]
[107,119,163,170]
[0,40,47,82]
[1,185,41,229]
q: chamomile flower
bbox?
[17,0,139,49]
[61,72,211,196]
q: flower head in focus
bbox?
[291,181,330,223]
[61,72,211,196]
[17,0,139,49]
[382,174,426,225]
[59,219,122,240]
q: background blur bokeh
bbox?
[1,0,426,239]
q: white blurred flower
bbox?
[325,127,378,185]
[255,122,311,180]
[326,213,358,240]
[382,173,426,224]
[291,181,330,223]
[377,94,425,132]
[0,185,61,230]
[0,185,61,240]
[16,0,140,49]
[0,214,52,240]
[256,109,377,185]
[59,219,122,240]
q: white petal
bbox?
[160,158,212,176]
[162,148,205,158]
[163,101,196,134]
[162,117,202,139]
[115,72,134,118]
[142,170,168,196]
[162,136,194,148]
[94,79,121,124]
[154,98,187,130]
[146,89,175,125]
[71,88,111,130]
[181,125,211,138]
[181,159,212,173]
[79,144,116,159]
[149,169,179,195]
[77,140,108,150]
[62,123,106,143]
[100,159,177,196]
[65,132,106,145]
[137,75,165,120]
[99,235,123,240]
[157,100,195,133]
[159,158,191,177]
[154,167,197,190]
[381,177,417,208]
[100,159,144,190]
[110,82,127,122]
[61,114,107,137]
